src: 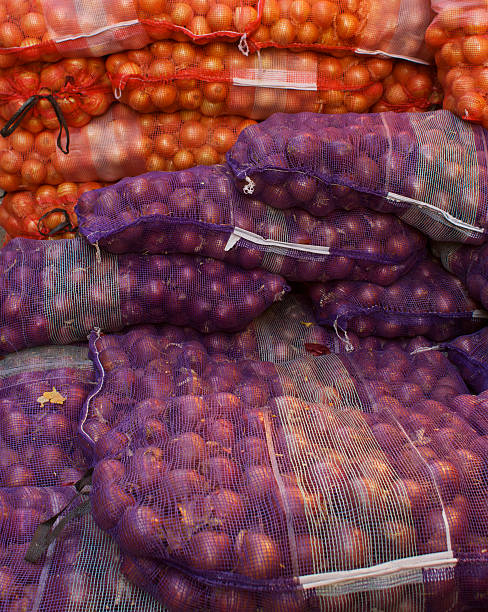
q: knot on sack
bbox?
[0,94,70,154]
[243,176,255,195]
[37,209,77,237]
[238,33,250,57]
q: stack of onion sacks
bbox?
[83,324,488,611]
[76,164,426,286]
[227,110,488,244]
[426,0,488,126]
[107,42,438,119]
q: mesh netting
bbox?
[306,255,487,342]
[76,164,426,285]
[0,236,289,355]
[446,327,488,395]
[0,182,105,240]
[0,0,432,67]
[0,485,168,611]
[0,344,94,487]
[426,1,488,127]
[80,322,488,610]
[0,58,113,132]
[436,241,488,314]
[226,109,488,244]
[107,43,439,118]
[0,103,255,191]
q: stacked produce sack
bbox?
[426,0,488,125]
[3,0,488,609]
[0,0,442,241]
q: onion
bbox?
[235,530,281,580]
[187,530,233,571]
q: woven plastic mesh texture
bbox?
[227,110,488,244]
[450,387,488,441]
[0,0,432,67]
[0,345,94,487]
[307,255,487,342]
[0,182,106,241]
[76,164,426,285]
[81,322,488,610]
[0,236,289,355]
[436,241,488,313]
[426,1,488,126]
[446,327,488,395]
[0,104,255,192]
[0,485,168,611]
[107,44,438,118]
[0,58,113,131]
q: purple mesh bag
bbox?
[446,327,488,395]
[450,389,488,438]
[0,485,167,612]
[307,256,487,342]
[437,241,488,312]
[0,345,94,487]
[226,110,488,244]
[76,165,426,286]
[81,323,488,610]
[0,237,289,355]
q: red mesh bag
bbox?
[0,0,260,68]
[307,255,488,342]
[246,0,433,60]
[0,182,105,240]
[426,1,488,126]
[0,58,113,139]
[81,322,488,611]
[107,42,439,118]
[0,0,432,68]
[0,103,255,191]
[76,164,426,286]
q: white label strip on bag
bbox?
[298,551,456,590]
[232,69,318,91]
[473,309,488,319]
[386,192,486,234]
[224,227,331,254]
[54,20,140,43]
[354,48,431,66]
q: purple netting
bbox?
[307,256,487,342]
[226,110,488,244]
[0,485,167,611]
[81,324,488,610]
[0,237,288,355]
[450,389,488,438]
[437,241,488,313]
[446,327,488,394]
[76,165,426,286]
[0,345,93,487]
